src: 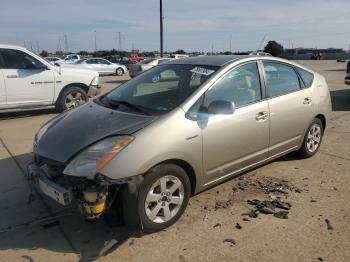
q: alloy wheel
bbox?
[306,123,322,153]
[144,175,184,224]
[64,91,86,109]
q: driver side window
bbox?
[206,62,262,108]
[0,49,44,70]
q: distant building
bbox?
[285,47,345,55]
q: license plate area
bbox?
[38,177,72,206]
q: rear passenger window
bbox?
[296,68,314,87]
[263,62,301,97]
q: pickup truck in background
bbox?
[345,60,350,85]
[0,45,100,113]
[129,54,145,62]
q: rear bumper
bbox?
[88,85,101,97]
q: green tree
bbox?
[39,50,49,57]
[264,41,284,57]
[175,49,186,54]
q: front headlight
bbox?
[90,76,99,86]
[63,136,134,178]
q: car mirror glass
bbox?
[207,100,235,115]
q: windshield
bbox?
[101,64,220,115]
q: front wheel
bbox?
[56,86,88,112]
[116,68,124,76]
[137,164,191,233]
[298,118,324,158]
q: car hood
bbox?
[34,101,156,164]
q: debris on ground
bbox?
[213,223,221,228]
[235,223,242,230]
[317,257,324,262]
[21,255,34,262]
[203,214,209,221]
[325,219,334,230]
[223,238,236,246]
[215,200,232,210]
[129,239,135,246]
[242,199,292,220]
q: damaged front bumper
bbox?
[27,162,112,219]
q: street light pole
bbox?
[160,0,164,57]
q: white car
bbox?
[63,54,81,63]
[74,58,127,76]
[129,58,172,78]
[249,51,272,56]
[0,45,100,113]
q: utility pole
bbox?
[118,32,122,51]
[160,0,164,57]
[230,34,232,53]
[94,30,97,52]
[64,34,69,53]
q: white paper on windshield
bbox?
[190,67,215,76]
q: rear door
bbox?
[262,61,314,156]
[97,59,114,74]
[0,48,55,107]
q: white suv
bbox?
[0,45,100,113]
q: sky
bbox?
[0,0,350,53]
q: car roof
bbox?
[166,55,250,67]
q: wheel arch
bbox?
[56,83,89,102]
[153,159,197,195]
[315,114,326,130]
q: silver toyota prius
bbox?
[29,55,331,232]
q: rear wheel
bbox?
[298,118,324,158]
[116,68,124,76]
[56,86,88,112]
[137,164,191,233]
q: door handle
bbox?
[256,111,269,121]
[6,75,18,78]
[303,97,312,104]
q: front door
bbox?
[0,70,6,107]
[262,61,314,156]
[201,62,270,185]
[0,48,55,108]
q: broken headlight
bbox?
[63,136,134,178]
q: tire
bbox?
[137,164,191,233]
[298,118,324,158]
[116,68,124,76]
[55,86,88,112]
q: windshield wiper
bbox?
[107,99,151,115]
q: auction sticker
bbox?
[190,67,215,76]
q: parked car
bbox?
[105,56,134,70]
[63,54,80,63]
[129,54,145,62]
[0,45,99,113]
[169,54,189,59]
[345,60,350,85]
[29,55,330,233]
[74,58,127,76]
[129,58,172,78]
[249,51,272,56]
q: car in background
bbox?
[63,54,81,63]
[170,54,189,59]
[249,51,272,56]
[0,45,99,113]
[345,60,350,85]
[105,56,134,70]
[129,54,145,63]
[74,58,127,76]
[46,56,64,65]
[129,58,172,78]
[29,55,330,233]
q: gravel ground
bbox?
[0,60,349,262]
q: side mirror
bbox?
[207,100,235,115]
